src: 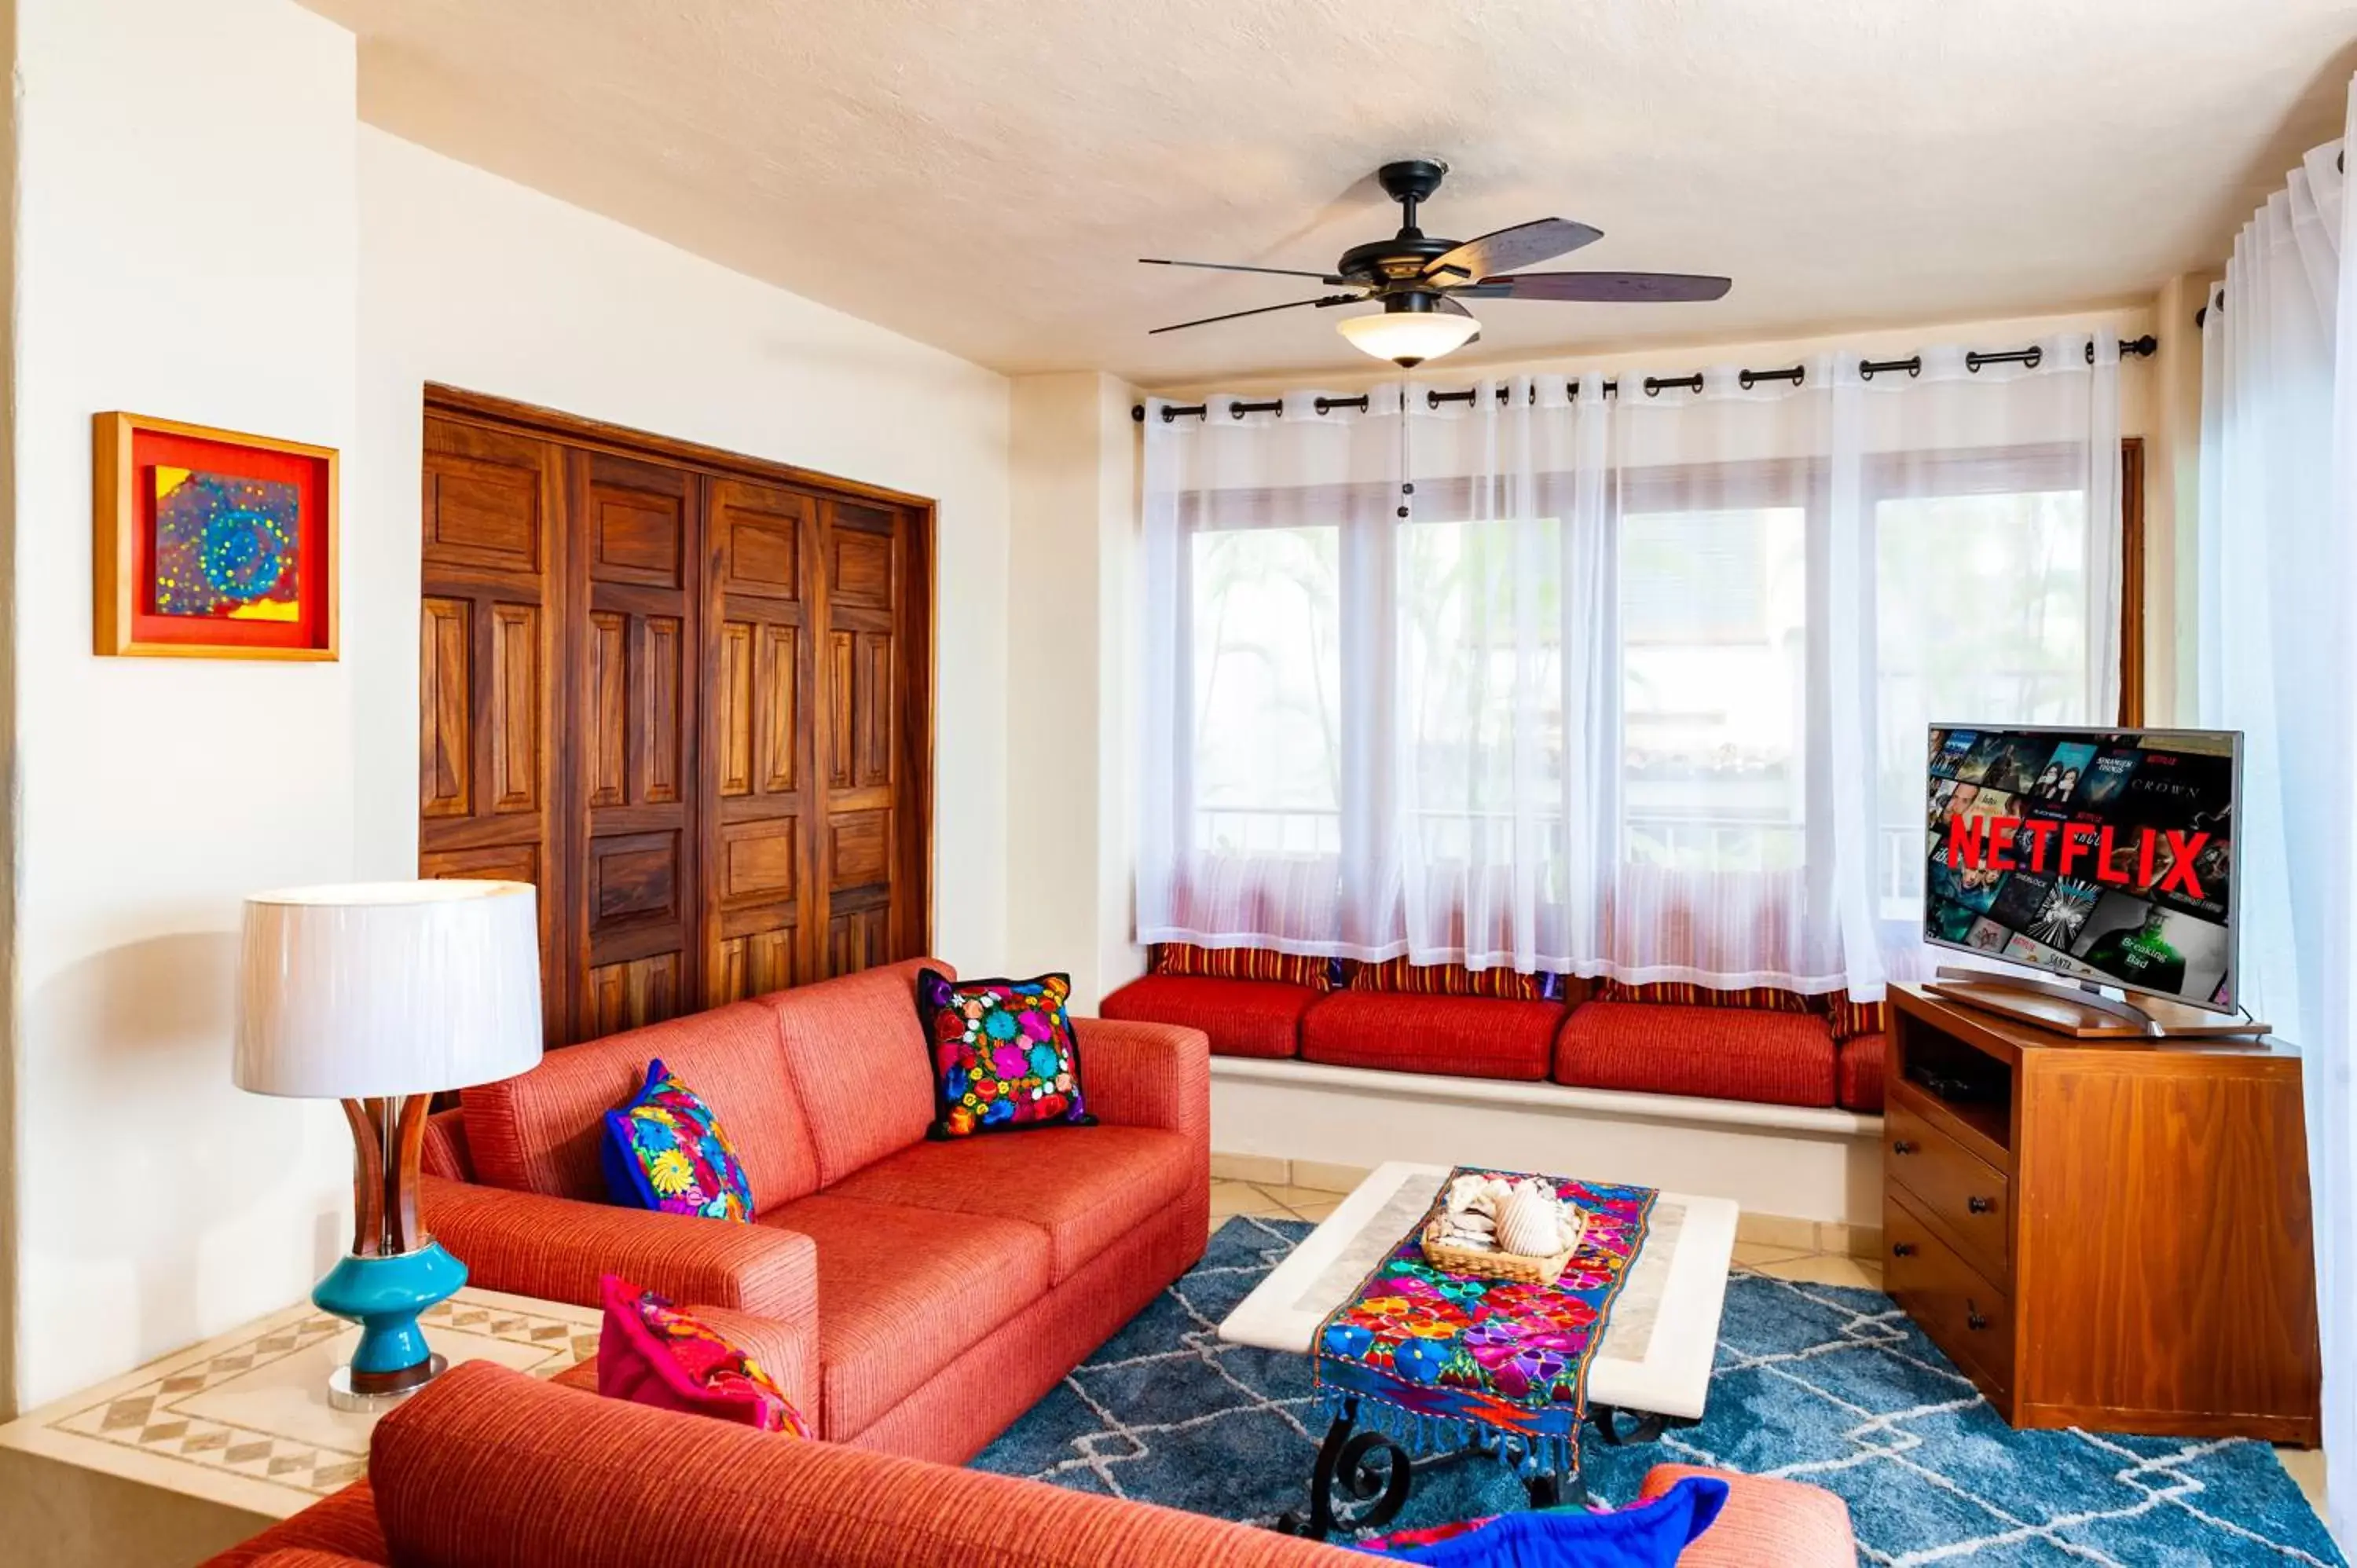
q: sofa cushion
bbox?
[1838,1031,1886,1112]
[761,958,946,1187]
[462,1002,816,1206]
[757,1192,1050,1438]
[827,1123,1193,1282]
[1300,992,1562,1082]
[1098,974,1313,1060]
[1552,1002,1837,1108]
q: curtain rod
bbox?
[1131,334,2160,422]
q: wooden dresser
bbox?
[1884,986,2320,1442]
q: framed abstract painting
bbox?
[93,412,339,659]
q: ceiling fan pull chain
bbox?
[1398,383,1416,521]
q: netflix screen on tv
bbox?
[1924,725,2239,1012]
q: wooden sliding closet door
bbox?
[814,496,931,978]
[574,452,702,1036]
[419,388,933,1047]
[417,419,570,1042]
[703,477,815,1005]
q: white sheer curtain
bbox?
[2198,86,2355,1547]
[1140,332,2124,997]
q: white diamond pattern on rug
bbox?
[974,1217,2344,1565]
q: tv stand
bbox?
[1886,985,2318,1442]
[1923,966,2267,1039]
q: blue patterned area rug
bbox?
[973,1216,2344,1566]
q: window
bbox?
[1190,526,1341,856]
[1139,362,2137,986]
[1874,485,2095,912]
[1622,505,1809,872]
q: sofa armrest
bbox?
[1073,1016,1209,1143]
[1640,1464,1855,1566]
[421,1176,817,1322]
[193,1482,388,1568]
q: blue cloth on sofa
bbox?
[1351,1475,1728,1566]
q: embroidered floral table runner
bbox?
[1311,1167,1657,1479]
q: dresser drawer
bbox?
[1885,1094,2011,1283]
[1886,1189,2014,1395]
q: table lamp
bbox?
[236,880,542,1409]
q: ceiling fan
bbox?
[1142,159,1731,368]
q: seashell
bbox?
[1447,1174,1490,1213]
[1496,1186,1563,1256]
[1453,1211,1495,1233]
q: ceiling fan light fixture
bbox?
[1337,305,1480,368]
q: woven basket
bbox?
[1419,1207,1588,1286]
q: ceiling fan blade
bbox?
[1422,219,1602,284]
[1142,257,1349,284]
[1147,294,1360,335]
[1465,271,1732,303]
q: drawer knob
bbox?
[1893,1139,1919,1156]
[1967,1305,1989,1331]
[1891,1242,1916,1258]
[1967,1195,1994,1214]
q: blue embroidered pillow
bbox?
[600,1059,755,1222]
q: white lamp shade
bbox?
[236,880,544,1099]
[1337,308,1481,368]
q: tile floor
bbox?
[1205,1171,2329,1520]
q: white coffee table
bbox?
[1219,1161,1737,1536]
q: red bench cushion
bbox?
[1838,1031,1886,1112]
[1098,974,1313,1060]
[1301,991,1562,1082]
[1552,1002,1837,1108]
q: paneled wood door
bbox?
[419,387,933,1046]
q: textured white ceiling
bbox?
[304,0,2357,387]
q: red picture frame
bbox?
[93,412,339,659]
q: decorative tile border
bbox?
[0,1286,599,1517]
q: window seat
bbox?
[1104,972,1891,1227]
[1207,1054,1883,1228]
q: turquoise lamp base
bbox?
[313,1237,468,1412]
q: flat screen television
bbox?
[1924,725,2239,1013]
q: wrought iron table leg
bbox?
[1276,1399,1414,1540]
[1589,1402,1696,1446]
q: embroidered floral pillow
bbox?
[915,968,1095,1138]
[600,1059,755,1222]
[596,1274,808,1434]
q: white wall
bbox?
[1006,372,1140,1009]
[7,0,361,1410]
[1,2,1016,1414]
[354,130,1013,965]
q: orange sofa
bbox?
[413,958,1211,1461]
[202,1363,1859,1568]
